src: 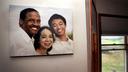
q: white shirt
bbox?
[49,37,73,55]
[10,27,36,57]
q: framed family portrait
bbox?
[9,5,73,57]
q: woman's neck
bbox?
[36,47,47,55]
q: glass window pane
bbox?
[101,36,124,44]
[102,50,125,72]
[102,45,125,50]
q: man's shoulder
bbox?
[10,27,32,43]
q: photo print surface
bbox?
[9,5,73,57]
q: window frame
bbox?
[101,35,127,72]
[97,13,128,72]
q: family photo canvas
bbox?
[9,5,73,57]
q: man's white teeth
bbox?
[32,27,37,30]
[58,29,62,32]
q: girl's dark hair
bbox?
[34,26,55,55]
[48,14,66,27]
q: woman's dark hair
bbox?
[34,26,55,55]
[48,14,66,27]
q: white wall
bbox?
[0,0,88,72]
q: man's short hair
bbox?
[20,8,38,21]
[48,14,66,27]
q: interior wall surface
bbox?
[96,0,128,16]
[0,0,88,72]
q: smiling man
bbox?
[10,8,41,56]
[19,8,41,38]
[48,14,73,54]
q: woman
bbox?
[34,26,55,55]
